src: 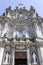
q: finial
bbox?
[3,13,5,16]
[18,0,23,8]
[18,3,23,8]
[30,6,34,10]
[8,6,11,10]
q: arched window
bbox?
[28,28,35,39]
[18,30,23,37]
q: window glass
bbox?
[18,30,23,37]
[28,28,35,38]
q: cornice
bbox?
[0,40,42,48]
[0,16,43,23]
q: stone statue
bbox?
[32,52,37,64]
[5,52,10,63]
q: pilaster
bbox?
[12,48,15,65]
[27,48,31,65]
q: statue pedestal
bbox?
[31,63,38,65]
[2,63,10,65]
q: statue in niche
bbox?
[5,52,10,63]
[32,52,37,64]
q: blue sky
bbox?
[0,0,43,17]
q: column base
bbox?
[31,64,38,65]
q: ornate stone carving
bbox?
[32,52,37,64]
[0,5,43,65]
[3,46,11,64]
[30,46,40,65]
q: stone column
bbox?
[0,47,4,65]
[38,47,42,65]
[12,48,15,65]
[27,48,31,65]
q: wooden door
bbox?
[15,51,27,65]
[15,51,27,59]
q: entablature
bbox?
[0,40,42,48]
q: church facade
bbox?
[0,6,43,65]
